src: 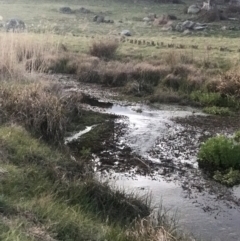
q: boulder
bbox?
[187,5,201,14]
[93,15,105,23]
[121,30,131,36]
[59,7,73,14]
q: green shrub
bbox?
[198,135,240,171]
[190,91,238,107]
[234,130,240,143]
[213,168,240,187]
[203,106,232,116]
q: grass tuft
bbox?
[89,39,119,59]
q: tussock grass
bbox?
[0,83,66,143]
[89,39,119,59]
[218,70,240,98]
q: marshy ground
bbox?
[1,0,240,240]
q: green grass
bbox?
[203,106,233,116]
[1,0,240,62]
[0,125,172,241]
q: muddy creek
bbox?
[103,104,240,241]
[61,79,240,241]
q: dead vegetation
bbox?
[89,39,119,59]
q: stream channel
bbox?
[61,79,240,241]
[103,104,240,241]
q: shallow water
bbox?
[104,103,240,241]
[62,77,240,241]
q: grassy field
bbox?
[0,0,240,240]
[1,0,240,60]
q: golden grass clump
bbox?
[218,70,240,98]
[89,39,119,59]
[0,33,59,80]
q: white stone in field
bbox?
[121,30,131,36]
[187,5,201,14]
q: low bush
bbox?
[190,90,238,108]
[89,39,119,59]
[198,135,240,171]
[218,70,240,98]
[198,134,240,186]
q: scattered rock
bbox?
[93,15,114,24]
[175,20,207,32]
[76,7,91,14]
[187,5,201,14]
[59,7,73,14]
[121,30,131,36]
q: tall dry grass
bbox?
[0,33,60,80]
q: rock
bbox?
[228,17,238,21]
[143,17,151,22]
[193,25,206,30]
[175,20,207,32]
[182,20,196,29]
[5,18,26,32]
[77,7,91,13]
[59,7,73,14]
[221,26,227,30]
[93,15,105,23]
[187,5,201,14]
[121,30,131,36]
